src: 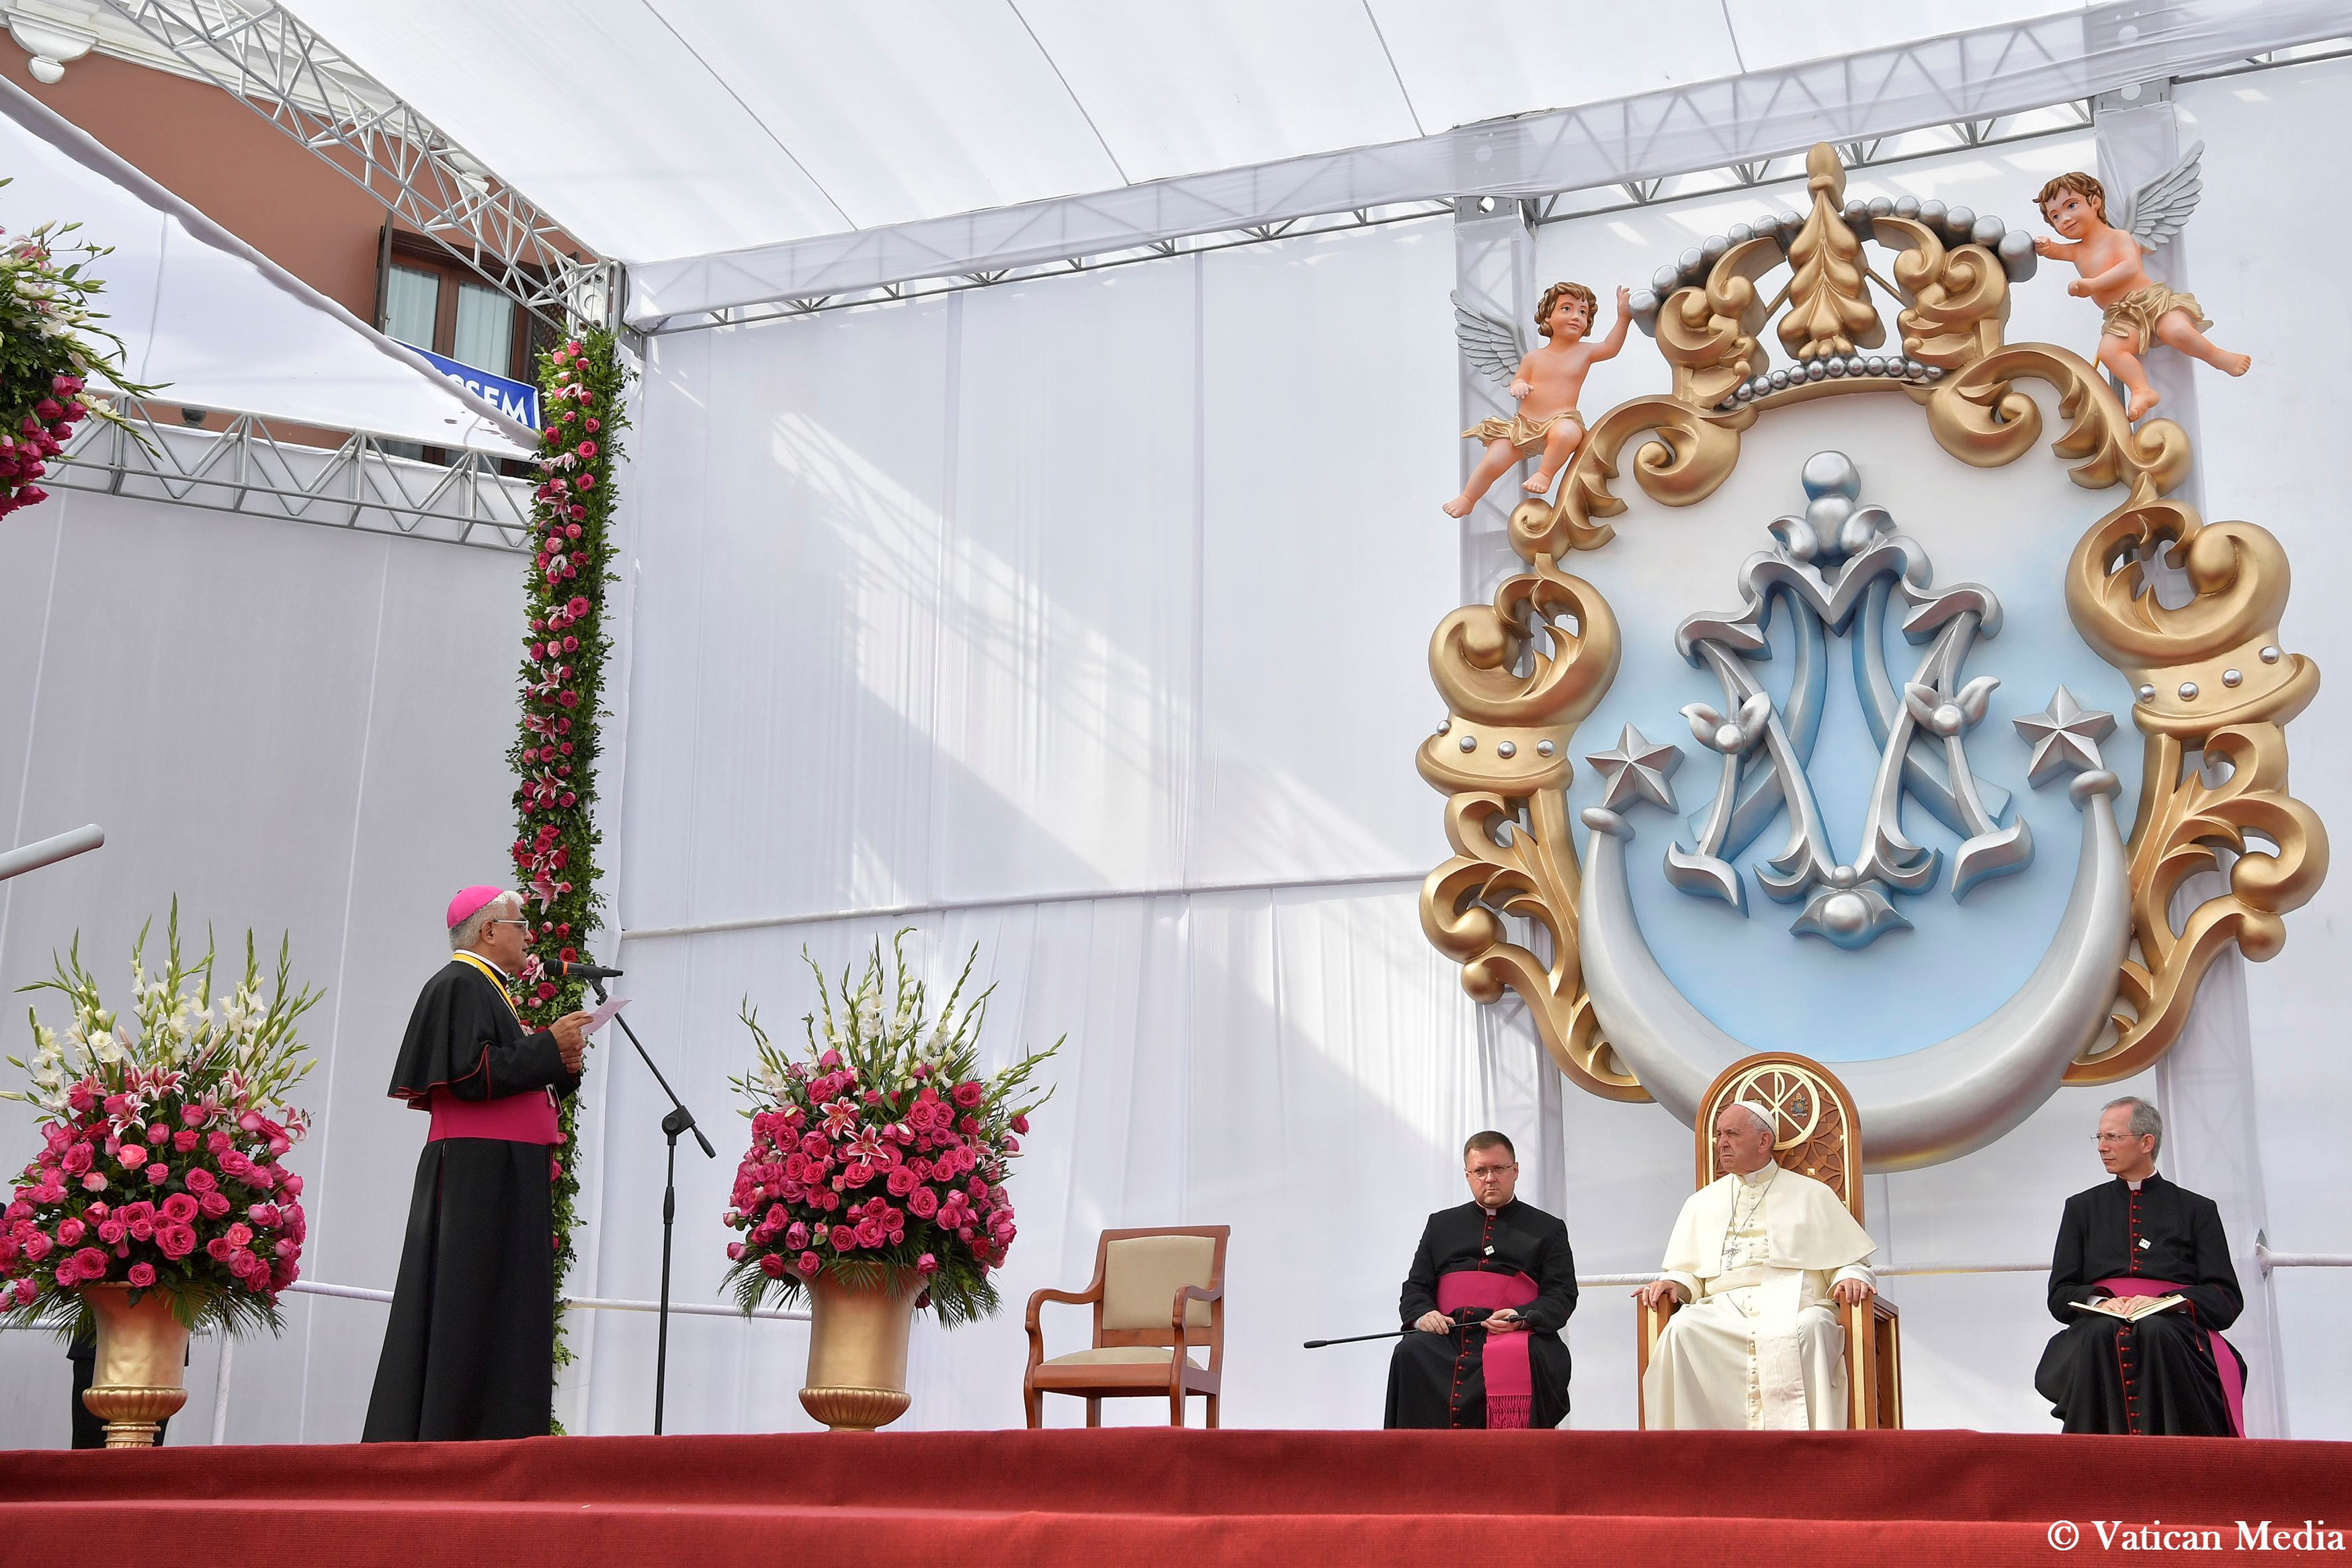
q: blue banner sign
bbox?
[399,341,541,432]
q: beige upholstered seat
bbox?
[1635,1053,1903,1429]
[1024,1226,1228,1428]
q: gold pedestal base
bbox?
[796,1385,912,1432]
[79,1284,191,1448]
[798,1269,919,1432]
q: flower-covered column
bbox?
[510,329,628,1403]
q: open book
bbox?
[2071,1293,2186,1321]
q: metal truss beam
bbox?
[627,0,2349,331]
[55,400,533,551]
[93,0,616,335]
[662,201,1452,333]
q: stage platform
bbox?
[5,1428,2345,1565]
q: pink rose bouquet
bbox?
[0,212,155,519]
[723,935,1056,1325]
[0,906,319,1336]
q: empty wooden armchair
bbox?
[1023,1225,1228,1428]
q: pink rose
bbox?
[185,1167,216,1192]
[144,1123,169,1145]
[69,1246,107,1282]
[161,1193,198,1225]
[226,1223,253,1248]
[11,1278,34,1306]
[758,1254,784,1278]
[726,1242,745,1262]
[144,1164,165,1183]
[60,1142,91,1174]
[96,1221,125,1246]
[829,1224,857,1252]
[173,1130,197,1152]
[916,1252,938,1276]
[80,1172,106,1192]
[951,1082,985,1109]
[784,1221,809,1250]
[1011,1114,1030,1135]
[907,1186,939,1219]
[22,1233,50,1262]
[206,1237,230,1261]
[126,1262,156,1288]
[885,1166,917,1196]
[55,1218,83,1247]
[199,1192,232,1219]
[853,1219,884,1248]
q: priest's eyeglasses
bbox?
[1466,1162,1517,1180]
[2093,1133,2147,1145]
[487,918,532,932]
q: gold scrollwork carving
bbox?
[1416,564,1646,1099]
[1878,218,2009,372]
[1779,144,1884,363]
[1926,343,2327,1077]
[1511,396,1749,561]
[2062,499,2328,1081]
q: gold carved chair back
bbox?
[1698,1052,1865,1224]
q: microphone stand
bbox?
[585,975,714,1437]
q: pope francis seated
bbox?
[1637,1101,1879,1429]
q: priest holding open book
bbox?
[2034,1096,2245,1436]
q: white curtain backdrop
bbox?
[0,484,524,1446]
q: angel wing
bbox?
[2119,140,2204,253]
[1451,290,1524,384]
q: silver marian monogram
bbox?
[1665,451,2031,948]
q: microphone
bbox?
[556,960,624,981]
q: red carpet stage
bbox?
[5,1428,2347,1565]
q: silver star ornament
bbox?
[1587,723,1684,812]
[2013,687,2115,785]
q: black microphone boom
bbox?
[556,959,625,980]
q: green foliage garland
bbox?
[507,328,628,1415]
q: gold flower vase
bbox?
[799,1268,919,1432]
[79,1283,190,1448]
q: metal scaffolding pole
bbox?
[93,0,618,335]
[53,400,534,551]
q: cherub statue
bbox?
[1443,280,1632,519]
[2031,142,2250,421]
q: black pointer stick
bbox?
[1304,1309,1502,1348]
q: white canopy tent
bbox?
[249,0,2347,326]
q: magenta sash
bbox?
[2093,1276,2244,1437]
[1437,1270,1540,1429]
[427,1086,560,1145]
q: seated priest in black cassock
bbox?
[1384,1131,1576,1429]
[362,887,591,1442]
[2034,1096,2245,1437]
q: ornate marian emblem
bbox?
[1418,144,2328,1170]
[1659,450,2029,949]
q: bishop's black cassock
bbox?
[2034,1172,2245,1437]
[1385,1199,1576,1430]
[362,954,579,1442]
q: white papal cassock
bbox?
[1641,1163,1878,1430]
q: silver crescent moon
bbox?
[1577,771,2133,1172]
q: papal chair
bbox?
[1635,1053,1902,1429]
[1023,1225,1226,1428]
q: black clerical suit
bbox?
[2034,1172,2244,1436]
[362,957,579,1442]
[1385,1199,1576,1429]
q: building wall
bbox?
[0,48,388,321]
